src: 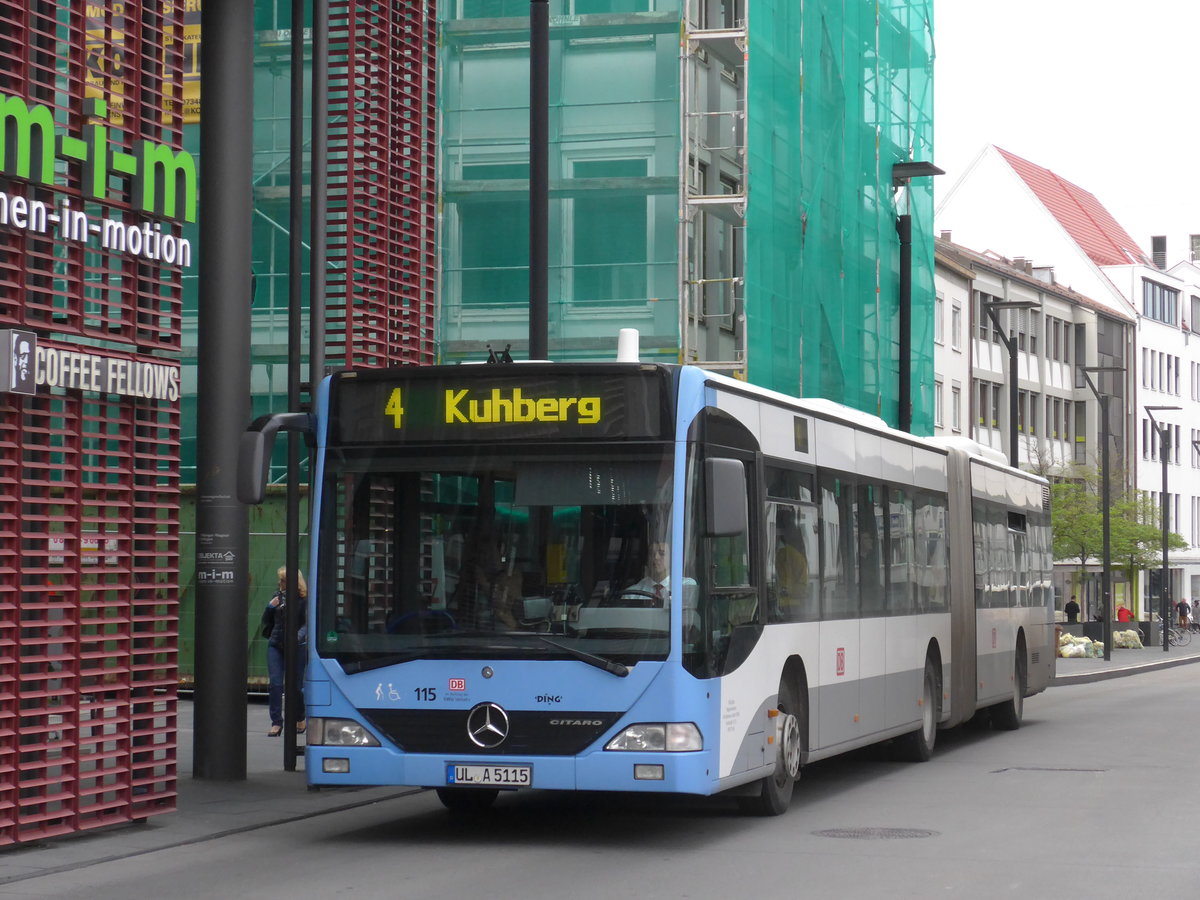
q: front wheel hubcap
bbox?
[779,713,802,779]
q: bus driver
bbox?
[623,541,691,603]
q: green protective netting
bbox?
[438,1,935,433]
[438,1,683,364]
[745,0,934,431]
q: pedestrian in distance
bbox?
[1064,594,1080,624]
[261,566,307,737]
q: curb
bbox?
[1051,651,1200,686]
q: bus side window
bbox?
[916,490,949,613]
[856,482,886,617]
[887,487,915,615]
[820,473,856,620]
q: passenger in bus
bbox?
[775,511,810,616]
[450,524,522,630]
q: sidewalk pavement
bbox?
[5,640,1200,882]
[1051,631,1200,685]
[0,699,421,885]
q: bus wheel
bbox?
[739,678,804,816]
[991,645,1026,731]
[436,787,498,812]
[894,656,939,762]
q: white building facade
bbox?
[934,238,1135,618]
[937,146,1200,620]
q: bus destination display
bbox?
[329,367,669,445]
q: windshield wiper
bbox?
[338,633,631,677]
[341,652,428,674]
[537,636,629,677]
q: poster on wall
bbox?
[86,2,200,125]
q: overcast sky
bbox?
[933,1,1200,262]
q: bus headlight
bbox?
[308,717,380,747]
[605,723,702,752]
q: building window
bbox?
[1074,401,1086,464]
[975,292,991,341]
[951,304,962,351]
[570,158,649,304]
[1142,279,1179,326]
[935,379,944,427]
[934,293,945,345]
[951,384,962,432]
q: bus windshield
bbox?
[316,445,676,670]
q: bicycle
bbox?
[1168,624,1192,647]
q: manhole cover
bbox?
[814,827,938,840]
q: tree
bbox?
[1048,464,1186,620]
[1050,468,1101,597]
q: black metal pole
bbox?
[896,214,911,433]
[282,0,307,770]
[195,0,253,780]
[1162,425,1170,653]
[1007,330,1019,468]
[1100,396,1111,660]
[982,302,1019,468]
[529,0,549,360]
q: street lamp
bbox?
[892,160,944,434]
[981,299,1041,468]
[1146,405,1181,652]
[1082,365,1124,661]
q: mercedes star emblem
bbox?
[466,702,510,749]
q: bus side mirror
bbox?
[237,412,314,505]
[705,457,747,537]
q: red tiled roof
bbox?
[995,147,1152,268]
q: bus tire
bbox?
[436,787,499,813]
[894,655,939,762]
[739,677,804,816]
[991,643,1026,731]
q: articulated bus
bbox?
[240,361,1054,814]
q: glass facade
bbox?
[439,2,683,363]
[437,1,936,430]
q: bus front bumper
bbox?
[306,745,716,795]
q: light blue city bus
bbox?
[240,361,1054,814]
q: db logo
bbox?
[448,678,466,692]
[836,647,845,677]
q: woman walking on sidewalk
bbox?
[261,567,307,737]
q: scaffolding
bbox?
[680,0,748,373]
